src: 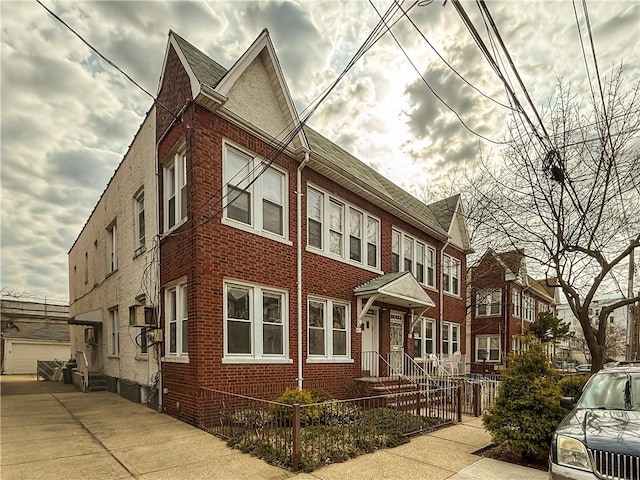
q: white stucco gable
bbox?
[215,30,307,151]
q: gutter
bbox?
[296,151,310,390]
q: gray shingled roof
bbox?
[354,272,408,293]
[171,31,228,88]
[172,33,454,238]
[2,325,70,343]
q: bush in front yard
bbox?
[273,388,323,425]
[558,375,589,400]
[483,342,566,460]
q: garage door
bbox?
[5,341,70,374]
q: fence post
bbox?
[415,390,421,416]
[456,385,462,423]
[292,404,301,472]
[473,383,481,417]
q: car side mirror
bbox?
[560,397,576,410]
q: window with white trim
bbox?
[224,144,287,238]
[107,222,117,272]
[163,147,187,231]
[134,189,145,251]
[224,281,288,360]
[391,228,436,287]
[476,335,500,362]
[477,288,501,317]
[442,322,460,355]
[165,282,188,357]
[308,298,350,360]
[523,295,535,322]
[412,318,434,359]
[512,289,521,317]
[109,307,119,356]
[307,186,380,269]
[443,254,460,295]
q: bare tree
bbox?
[464,67,640,373]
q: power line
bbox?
[35,0,180,123]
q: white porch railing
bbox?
[75,350,89,392]
[419,354,466,377]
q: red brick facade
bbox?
[157,43,469,424]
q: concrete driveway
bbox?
[1,375,548,480]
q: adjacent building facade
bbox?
[469,249,556,374]
[69,30,472,423]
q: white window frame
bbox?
[109,307,119,356]
[391,228,436,288]
[412,318,435,359]
[107,221,117,273]
[164,281,188,358]
[306,184,380,271]
[134,188,145,253]
[307,297,352,362]
[476,288,502,317]
[442,322,460,355]
[512,289,521,318]
[476,335,500,362]
[222,141,289,242]
[523,295,535,322]
[163,146,187,232]
[223,280,290,363]
[443,254,461,296]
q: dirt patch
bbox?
[473,444,549,471]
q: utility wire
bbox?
[35,0,180,123]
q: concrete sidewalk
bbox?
[1,375,547,480]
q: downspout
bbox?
[154,129,164,413]
[297,151,310,390]
[439,238,451,356]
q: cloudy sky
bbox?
[1,0,638,301]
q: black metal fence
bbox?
[199,383,462,472]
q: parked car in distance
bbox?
[549,362,640,479]
[553,360,577,373]
[575,363,591,373]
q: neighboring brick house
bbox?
[469,249,556,374]
[68,109,159,404]
[154,29,471,424]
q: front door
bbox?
[361,310,379,376]
[390,312,404,375]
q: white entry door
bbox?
[361,310,379,376]
[390,312,404,375]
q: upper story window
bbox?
[523,295,535,322]
[512,289,521,317]
[308,297,350,361]
[224,281,288,361]
[412,318,434,359]
[163,147,187,231]
[442,322,460,355]
[477,288,501,317]
[165,281,188,357]
[392,228,436,287]
[307,185,380,270]
[224,143,287,239]
[443,254,460,296]
[106,221,117,273]
[134,189,145,252]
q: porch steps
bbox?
[87,372,108,392]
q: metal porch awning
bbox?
[354,271,436,324]
[68,309,103,326]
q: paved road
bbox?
[0,375,548,480]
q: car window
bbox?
[578,372,640,410]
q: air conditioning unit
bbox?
[84,328,96,345]
[130,305,156,327]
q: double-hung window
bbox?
[165,282,188,357]
[109,307,119,356]
[477,288,501,317]
[107,222,117,272]
[224,281,288,361]
[443,254,460,295]
[476,335,500,362]
[391,228,436,287]
[224,144,287,239]
[412,318,434,359]
[512,289,521,317]
[442,322,460,354]
[307,185,380,270]
[523,295,534,322]
[308,298,350,361]
[164,147,187,231]
[134,189,145,252]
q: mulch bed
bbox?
[473,444,549,471]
